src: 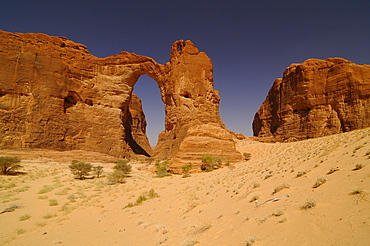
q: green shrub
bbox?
[93,166,103,178]
[0,156,22,175]
[201,155,223,172]
[108,160,132,183]
[68,160,93,180]
[182,163,193,178]
[243,153,251,161]
[113,160,132,175]
[124,189,159,208]
[155,160,171,177]
[108,170,128,183]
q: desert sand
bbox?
[1,128,369,246]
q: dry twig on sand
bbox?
[255,194,290,207]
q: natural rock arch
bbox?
[0,30,241,172]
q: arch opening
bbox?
[131,74,165,149]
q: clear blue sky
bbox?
[1,0,369,145]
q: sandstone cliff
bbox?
[253,58,370,141]
[0,30,241,171]
[153,40,242,172]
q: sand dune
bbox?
[1,128,370,245]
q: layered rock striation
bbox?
[154,40,242,171]
[0,30,241,171]
[253,58,370,141]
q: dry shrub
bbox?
[301,199,316,210]
[249,195,260,203]
[244,237,256,246]
[272,183,290,194]
[312,178,326,188]
[349,187,364,195]
[353,164,364,170]
[327,167,339,174]
[296,170,310,178]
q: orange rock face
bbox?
[253,58,370,141]
[0,30,241,170]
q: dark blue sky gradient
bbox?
[1,0,369,145]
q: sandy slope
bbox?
[1,128,370,246]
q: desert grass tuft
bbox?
[296,170,311,178]
[16,228,26,235]
[49,199,58,206]
[42,213,57,219]
[35,221,47,227]
[301,199,316,210]
[19,214,31,221]
[249,195,260,203]
[193,221,212,235]
[14,186,30,193]
[272,183,290,194]
[264,173,273,180]
[349,187,364,195]
[271,209,284,217]
[353,145,364,153]
[353,163,365,170]
[252,182,260,189]
[278,218,287,223]
[38,185,54,194]
[182,237,200,246]
[244,236,256,246]
[124,189,159,208]
[312,178,326,188]
[365,150,370,157]
[55,187,71,195]
[327,167,339,174]
[148,189,160,199]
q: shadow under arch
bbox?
[124,74,165,157]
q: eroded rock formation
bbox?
[154,40,242,172]
[0,30,241,171]
[253,58,370,141]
